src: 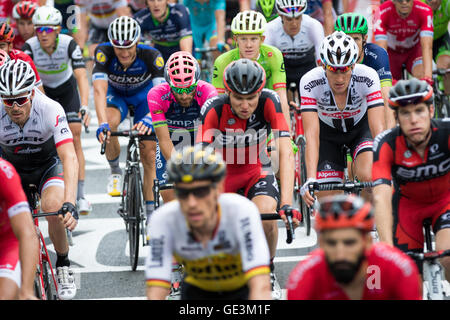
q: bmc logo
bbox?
[396,158,450,179]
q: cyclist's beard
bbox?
[326,253,365,285]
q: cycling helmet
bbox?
[334,13,368,35]
[0,50,10,67]
[167,144,226,184]
[32,6,62,26]
[108,16,141,48]
[256,0,278,22]
[315,194,374,233]
[275,0,307,18]
[231,10,266,35]
[319,31,359,67]
[164,51,200,88]
[0,60,36,96]
[0,23,15,43]
[388,78,434,109]
[13,1,38,20]
[223,58,266,95]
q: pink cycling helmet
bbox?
[164,51,200,88]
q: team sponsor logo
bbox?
[317,170,342,179]
[96,51,107,64]
[403,150,412,159]
[0,161,14,179]
[54,115,67,127]
[303,78,327,92]
[61,128,69,135]
[227,118,235,125]
[396,158,450,180]
[240,217,254,261]
[5,136,44,145]
[149,235,165,267]
[367,91,382,103]
[352,75,375,87]
[154,56,164,69]
[301,97,317,105]
[109,73,151,84]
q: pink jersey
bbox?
[286,242,422,300]
[374,0,433,53]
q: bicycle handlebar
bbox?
[261,212,295,244]
[100,128,141,155]
[194,47,218,53]
[80,109,89,133]
[32,211,64,219]
[308,181,373,193]
[406,249,450,261]
[433,68,450,76]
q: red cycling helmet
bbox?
[13,1,38,20]
[0,49,10,67]
[164,51,200,88]
[0,23,15,43]
[315,194,374,233]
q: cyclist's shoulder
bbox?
[133,7,151,22]
[148,82,171,99]
[169,2,190,16]
[286,248,326,285]
[151,200,183,225]
[373,127,400,151]
[379,0,395,13]
[364,42,388,57]
[265,16,282,31]
[353,63,380,80]
[299,66,325,88]
[432,118,450,133]
[260,88,281,104]
[302,13,323,28]
[260,43,284,60]
[196,80,218,98]
[368,243,419,276]
[200,94,227,117]
[413,0,433,14]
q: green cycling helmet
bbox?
[256,0,278,22]
[334,13,368,35]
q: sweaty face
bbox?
[393,0,414,17]
[228,91,261,119]
[17,19,35,41]
[281,15,302,37]
[147,0,168,20]
[325,66,353,95]
[396,103,434,146]
[113,45,137,69]
[35,25,60,50]
[235,34,264,60]
[172,90,196,107]
[2,91,34,127]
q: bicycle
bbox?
[406,218,450,300]
[432,68,450,119]
[100,123,147,271]
[195,47,218,83]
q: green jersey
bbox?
[422,0,450,39]
[212,43,287,94]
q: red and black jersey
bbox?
[372,119,450,203]
[197,89,290,170]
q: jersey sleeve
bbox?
[177,4,193,39]
[197,81,218,105]
[286,252,323,300]
[68,39,86,70]
[299,69,320,113]
[419,3,434,38]
[196,96,221,144]
[368,45,392,88]
[374,3,389,42]
[262,89,290,137]
[372,129,395,186]
[92,45,110,82]
[364,67,384,109]
[264,45,286,91]
[212,51,233,94]
[0,159,30,219]
[214,0,226,11]
[46,96,74,148]
[148,84,170,128]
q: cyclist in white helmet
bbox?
[299,31,385,206]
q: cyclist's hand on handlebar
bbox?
[79,106,91,128]
[58,202,78,231]
[133,115,154,135]
[300,178,317,207]
[289,100,300,112]
[96,122,111,143]
[279,204,302,229]
[217,42,230,53]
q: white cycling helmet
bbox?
[319,31,359,67]
[32,6,62,26]
[231,10,266,35]
[0,60,36,97]
[108,16,141,48]
[275,0,307,18]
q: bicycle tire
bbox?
[296,135,311,236]
[127,167,141,271]
[42,258,56,300]
[34,271,43,299]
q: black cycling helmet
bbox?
[388,78,434,110]
[223,58,266,95]
[167,144,226,184]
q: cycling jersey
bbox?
[0,0,39,23]
[374,0,434,53]
[8,49,42,88]
[300,64,383,132]
[264,15,324,85]
[0,89,73,173]
[286,242,422,300]
[426,0,450,40]
[362,42,393,88]
[75,0,128,29]
[212,44,286,94]
[145,193,270,292]
[134,3,192,61]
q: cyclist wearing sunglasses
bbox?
[11,1,38,50]
[287,194,422,300]
[145,144,272,300]
[300,31,385,207]
[23,5,92,215]
[374,0,434,86]
[0,59,79,300]
[335,13,395,129]
[94,16,165,204]
[372,78,450,280]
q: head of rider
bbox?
[231,10,266,60]
[146,0,168,23]
[256,0,278,22]
[167,144,226,233]
[275,0,307,37]
[392,0,414,18]
[223,58,266,120]
[108,16,141,70]
[0,22,15,53]
[0,59,36,128]
[13,1,38,42]
[425,0,441,11]
[315,194,374,285]
[319,31,359,95]
[32,6,62,54]
[334,13,368,64]
[388,78,435,147]
[164,51,200,107]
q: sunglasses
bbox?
[171,83,197,95]
[325,64,352,73]
[111,39,135,48]
[394,0,412,3]
[175,185,214,199]
[281,5,306,14]
[388,91,433,107]
[35,26,58,34]
[2,92,32,107]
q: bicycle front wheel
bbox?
[126,168,142,271]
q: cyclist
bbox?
[183,0,227,61]
[23,6,92,215]
[374,0,434,85]
[0,21,44,93]
[0,0,43,24]
[11,1,38,50]
[286,194,422,300]
[372,78,450,281]
[213,10,291,128]
[264,0,324,105]
[145,144,272,300]
[93,17,164,222]
[335,13,395,129]
[134,0,193,62]
[198,58,300,300]
[0,59,79,300]
[299,32,385,206]
[256,0,278,22]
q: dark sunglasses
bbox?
[2,92,32,107]
[35,26,57,34]
[175,185,214,199]
[171,83,197,95]
[325,64,352,73]
[111,39,134,48]
[394,0,412,3]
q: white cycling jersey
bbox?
[22,34,85,89]
[75,0,128,29]
[145,193,271,292]
[300,64,384,132]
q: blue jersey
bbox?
[183,0,226,28]
[134,3,192,61]
[362,42,393,88]
[92,43,165,96]
[305,0,323,15]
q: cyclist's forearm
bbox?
[373,184,394,245]
[276,88,291,129]
[368,106,385,137]
[302,112,319,179]
[146,286,170,300]
[421,36,434,78]
[180,36,193,54]
[215,10,226,43]
[155,126,174,160]
[74,68,89,107]
[93,80,109,124]
[279,138,295,206]
[381,86,396,129]
[58,144,79,205]
[248,274,271,300]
